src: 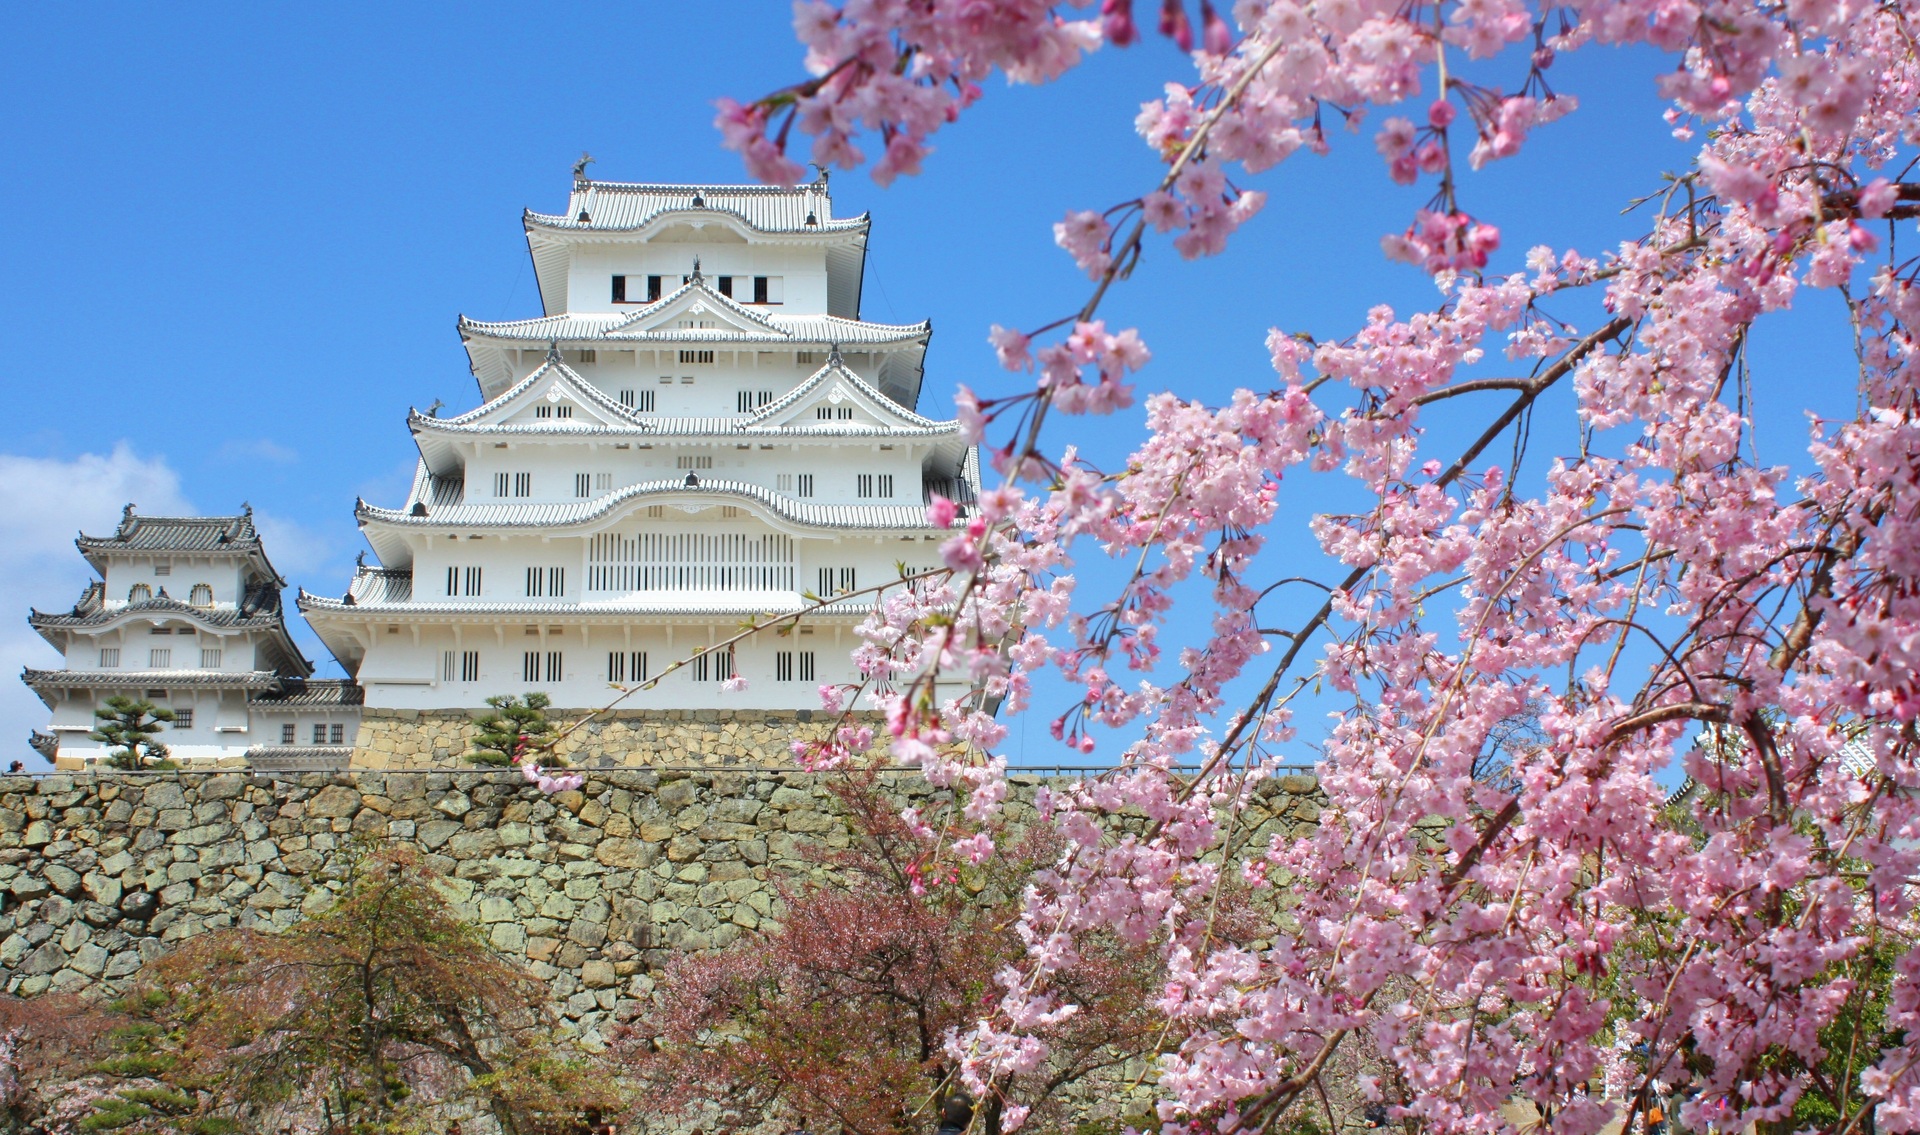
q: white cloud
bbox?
[251,510,337,579]
[0,445,192,769]
[216,438,299,465]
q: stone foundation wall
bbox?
[352,708,886,770]
[0,767,1322,1051]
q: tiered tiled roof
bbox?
[75,506,281,580]
[22,668,282,692]
[30,586,284,634]
[360,476,943,533]
[525,179,865,235]
[248,678,365,710]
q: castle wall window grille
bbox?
[494,472,532,498]
[576,473,592,498]
[574,349,595,364]
[526,566,565,598]
[129,584,152,603]
[98,648,120,668]
[676,455,714,470]
[445,566,483,597]
[737,390,774,413]
[188,583,214,606]
[281,723,296,744]
[444,650,481,683]
[595,472,613,491]
[200,648,222,669]
[613,274,663,303]
[149,648,171,668]
[857,474,894,499]
[523,650,563,683]
[607,651,649,684]
[587,531,795,592]
[313,723,344,744]
[620,388,656,412]
[775,650,815,682]
[817,567,856,597]
[795,474,814,498]
[679,349,715,365]
[153,563,171,577]
[173,710,193,729]
[534,404,574,419]
[691,649,733,683]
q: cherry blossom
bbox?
[716,1,1920,1132]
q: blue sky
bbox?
[0,4,1863,765]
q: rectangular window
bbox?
[526,566,565,598]
[282,723,295,744]
[200,648,222,669]
[523,651,540,682]
[675,455,714,469]
[149,648,171,668]
[612,274,627,303]
[330,724,345,744]
[678,349,714,365]
[619,387,634,407]
[595,472,613,490]
[776,650,816,682]
[717,275,733,298]
[858,474,874,498]
[534,404,574,419]
[515,472,531,497]
[817,405,856,421]
[98,648,120,668]
[691,649,734,683]
[607,650,649,684]
[313,723,328,744]
[816,567,856,597]
[796,473,814,498]
[647,275,662,301]
[494,472,508,497]
[495,472,531,497]
[796,350,819,366]
[575,349,596,364]
[776,473,793,491]
[576,473,592,498]
[753,276,770,304]
[447,566,483,597]
[462,650,480,682]
[153,563,171,577]
[736,390,774,413]
[172,709,192,729]
[636,389,658,411]
[546,651,563,682]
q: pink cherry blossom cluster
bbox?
[723,1,1920,1132]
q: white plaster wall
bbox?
[566,243,829,316]
[354,620,878,711]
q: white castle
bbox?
[301,174,974,714]
[26,508,361,768]
[24,172,976,769]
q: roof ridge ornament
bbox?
[827,342,844,369]
[547,339,562,363]
[572,151,595,186]
[690,257,703,285]
[120,502,136,531]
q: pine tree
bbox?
[466,693,560,767]
[88,695,176,770]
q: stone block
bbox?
[305,786,362,819]
[200,774,247,801]
[580,959,617,989]
[415,819,464,850]
[489,922,528,952]
[21,820,52,847]
[18,942,66,976]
